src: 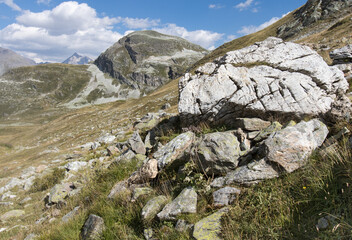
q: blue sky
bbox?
[0,0,306,62]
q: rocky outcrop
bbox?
[179,37,349,127]
[330,44,352,64]
[141,195,168,221]
[212,187,241,207]
[94,30,208,91]
[212,119,328,186]
[277,0,352,39]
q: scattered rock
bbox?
[193,207,229,240]
[108,180,130,199]
[157,187,197,220]
[264,119,328,173]
[134,113,159,130]
[128,131,146,155]
[0,201,13,207]
[222,159,279,185]
[235,118,271,131]
[80,214,105,240]
[330,44,352,64]
[213,187,241,207]
[65,161,88,172]
[106,146,119,156]
[97,134,116,144]
[193,132,241,175]
[179,37,348,127]
[131,187,153,202]
[0,210,25,221]
[161,103,171,110]
[175,219,194,232]
[154,132,195,170]
[141,195,168,221]
[253,121,282,142]
[48,183,73,204]
[128,159,158,184]
[62,206,80,223]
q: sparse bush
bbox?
[30,167,66,192]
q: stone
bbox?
[141,195,168,221]
[235,118,271,131]
[157,187,197,220]
[0,210,25,221]
[179,37,348,127]
[131,187,153,202]
[48,183,72,204]
[154,132,195,170]
[193,208,229,240]
[193,132,241,175]
[330,44,352,64]
[128,159,158,184]
[223,159,279,185]
[65,161,88,172]
[97,134,116,144]
[253,121,282,142]
[316,217,329,231]
[128,131,146,155]
[62,206,80,223]
[247,131,260,140]
[80,214,105,240]
[212,187,241,207]
[107,180,130,199]
[0,177,25,194]
[175,219,194,232]
[264,119,329,173]
[134,113,159,130]
[161,103,171,110]
[113,149,136,164]
[106,146,119,156]
[0,202,13,206]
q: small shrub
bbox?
[30,167,66,192]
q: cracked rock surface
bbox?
[179,37,348,127]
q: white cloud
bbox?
[226,35,237,42]
[237,12,289,35]
[209,4,224,9]
[37,0,51,5]
[153,24,223,49]
[0,0,21,11]
[235,0,254,11]
[120,17,160,29]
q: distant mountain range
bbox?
[0,47,36,75]
[63,53,93,65]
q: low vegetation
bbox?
[30,168,66,192]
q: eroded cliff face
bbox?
[277,0,352,39]
[94,30,208,91]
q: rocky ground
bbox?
[0,37,351,240]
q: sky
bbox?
[0,0,307,63]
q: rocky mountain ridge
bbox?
[0,47,36,76]
[94,30,208,91]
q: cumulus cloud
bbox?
[237,12,289,35]
[0,0,21,11]
[120,17,160,29]
[153,24,223,49]
[37,0,51,5]
[0,1,224,61]
[209,4,224,9]
[235,0,254,11]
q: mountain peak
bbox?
[63,53,93,65]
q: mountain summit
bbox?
[0,47,36,75]
[63,52,93,65]
[94,30,208,90]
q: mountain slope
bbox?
[94,30,208,91]
[0,47,36,75]
[192,0,352,70]
[63,53,93,65]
